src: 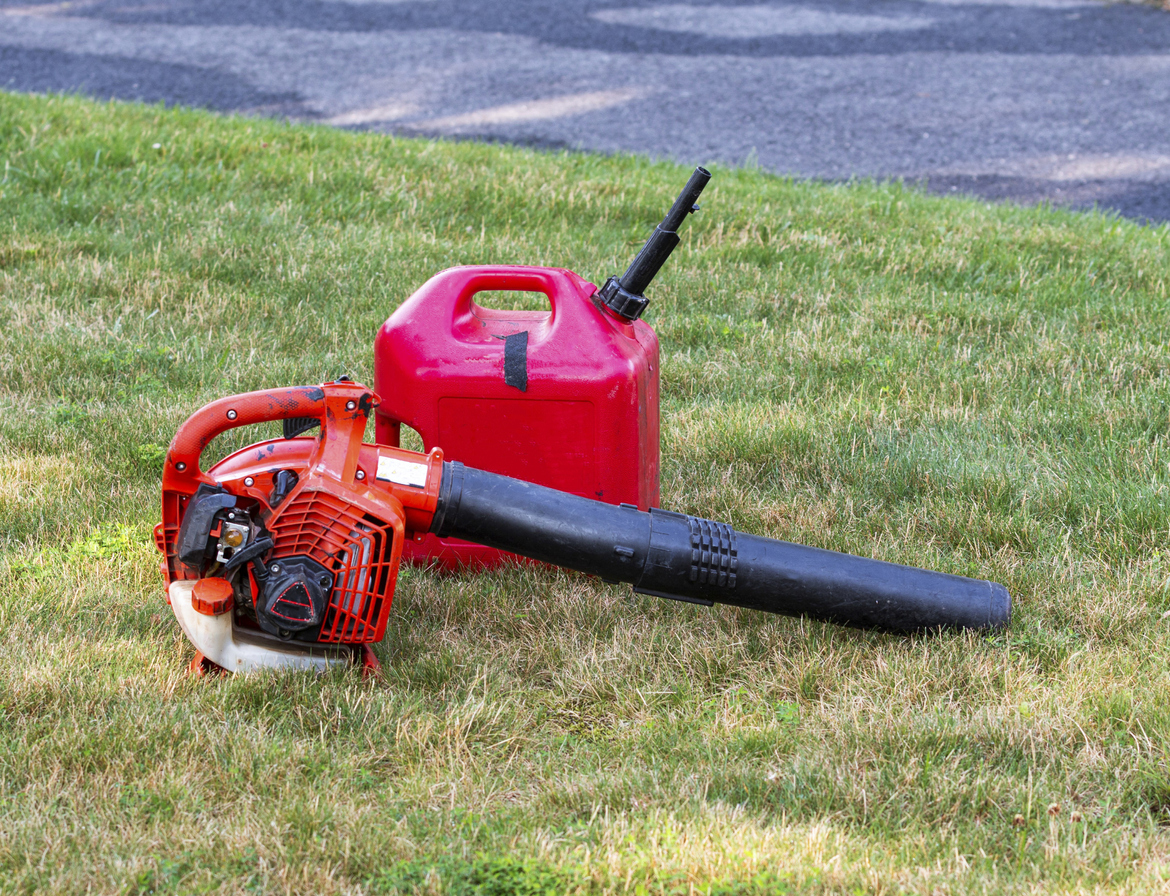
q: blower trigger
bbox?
[282,417,319,440]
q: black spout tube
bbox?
[619,166,711,298]
[598,166,711,320]
[431,463,1011,633]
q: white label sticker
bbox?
[376,455,428,487]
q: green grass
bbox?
[2,91,1170,895]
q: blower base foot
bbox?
[188,651,228,677]
[186,645,378,678]
[359,644,380,679]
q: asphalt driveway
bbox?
[3,0,1169,222]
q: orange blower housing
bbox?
[156,381,443,668]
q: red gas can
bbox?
[374,265,659,568]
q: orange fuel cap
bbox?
[191,577,235,616]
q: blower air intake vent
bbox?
[269,490,397,643]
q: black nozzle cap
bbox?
[596,277,650,321]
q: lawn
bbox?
[1,91,1169,895]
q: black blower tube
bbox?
[430,463,1010,633]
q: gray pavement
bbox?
[3,0,1170,222]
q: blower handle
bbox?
[163,382,375,492]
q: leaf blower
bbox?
[155,380,1011,674]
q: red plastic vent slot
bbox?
[155,521,182,581]
[269,490,396,643]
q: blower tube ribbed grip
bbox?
[431,462,1010,633]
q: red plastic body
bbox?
[374,265,660,569]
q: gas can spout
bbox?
[597,166,711,321]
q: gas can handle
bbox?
[451,267,571,319]
[406,266,595,327]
